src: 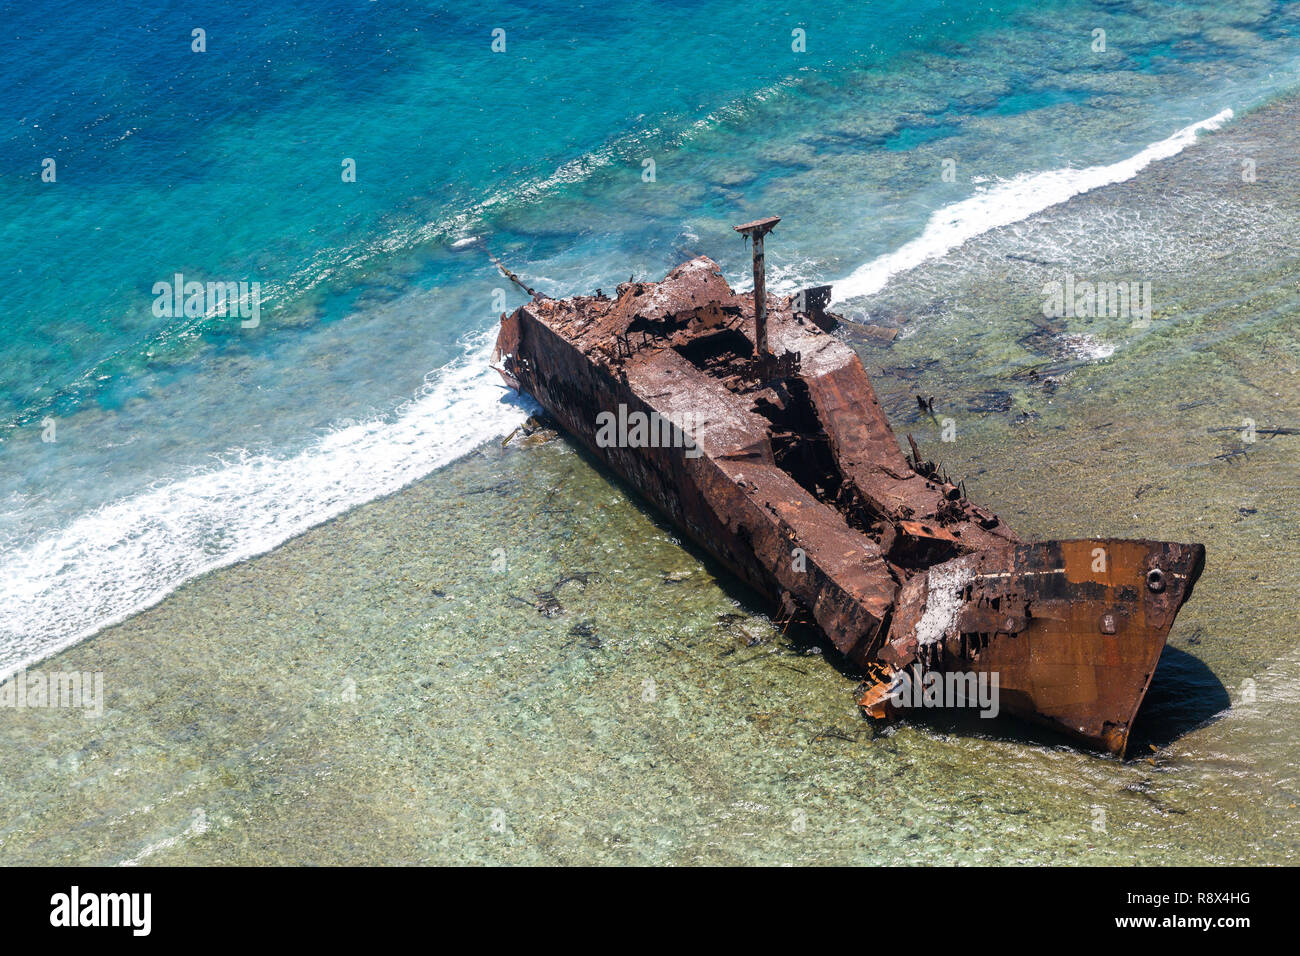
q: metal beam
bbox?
[733,216,780,358]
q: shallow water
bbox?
[1,95,1296,865]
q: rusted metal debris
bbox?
[492,218,1205,755]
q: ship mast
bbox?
[733,216,780,361]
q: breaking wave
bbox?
[831,109,1235,302]
[0,329,533,681]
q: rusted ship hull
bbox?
[492,228,1203,755]
[875,539,1204,752]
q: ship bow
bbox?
[875,538,1205,754]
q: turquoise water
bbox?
[3,0,1300,676]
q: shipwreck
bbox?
[492,216,1204,755]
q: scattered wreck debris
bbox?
[501,414,558,448]
[492,217,1205,755]
[509,572,599,618]
[568,620,601,648]
[1207,425,1299,437]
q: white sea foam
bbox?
[1057,332,1116,362]
[0,329,534,681]
[831,109,1234,303]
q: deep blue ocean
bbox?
[3,0,1299,674]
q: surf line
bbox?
[0,329,530,684]
[830,108,1234,303]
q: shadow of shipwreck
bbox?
[1125,644,1231,753]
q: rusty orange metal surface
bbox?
[492,224,1204,755]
